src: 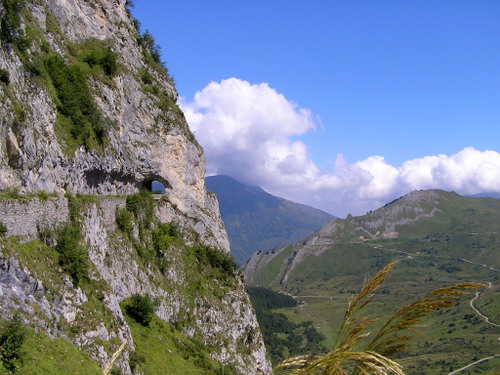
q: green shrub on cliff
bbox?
[0,68,9,85]
[139,29,166,72]
[125,190,155,230]
[0,0,30,51]
[55,223,89,286]
[125,294,154,327]
[81,46,117,77]
[116,207,134,237]
[193,244,237,279]
[45,53,110,151]
[0,315,26,373]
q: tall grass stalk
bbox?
[102,340,127,375]
[273,261,484,375]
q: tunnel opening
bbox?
[151,180,166,194]
[142,179,168,195]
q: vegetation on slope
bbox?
[0,0,31,52]
[0,324,102,375]
[0,191,245,374]
[45,52,112,151]
[0,321,102,375]
[246,191,500,374]
[247,286,326,367]
[273,262,484,375]
[122,313,237,375]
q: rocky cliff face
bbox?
[0,0,269,373]
[0,0,223,243]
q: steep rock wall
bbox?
[0,0,225,249]
[0,0,268,373]
[0,194,269,374]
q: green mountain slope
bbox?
[206,175,335,264]
[243,190,500,374]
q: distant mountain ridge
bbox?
[467,192,500,199]
[241,189,500,373]
[206,175,335,264]
[242,189,500,286]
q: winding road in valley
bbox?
[469,281,500,328]
[370,243,500,374]
[448,354,500,375]
[289,241,499,374]
[447,282,499,374]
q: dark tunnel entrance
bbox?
[143,179,167,194]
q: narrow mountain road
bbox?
[371,244,500,273]
[293,295,332,298]
[469,282,500,328]
[447,354,500,375]
[458,258,500,273]
[447,281,500,375]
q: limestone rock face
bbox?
[80,198,268,374]
[0,0,268,373]
[0,0,226,250]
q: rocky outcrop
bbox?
[304,190,444,246]
[0,0,268,373]
[0,0,224,250]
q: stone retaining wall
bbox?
[0,196,126,240]
[0,196,69,240]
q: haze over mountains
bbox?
[206,175,335,264]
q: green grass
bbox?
[252,245,296,289]
[272,268,499,374]
[1,237,65,294]
[395,194,500,238]
[124,314,232,375]
[0,328,101,375]
[266,254,499,374]
[0,189,57,202]
[247,193,500,374]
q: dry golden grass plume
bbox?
[273,261,485,375]
[102,340,128,375]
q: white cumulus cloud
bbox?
[181,79,500,217]
[181,78,318,185]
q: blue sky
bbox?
[131,1,500,217]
